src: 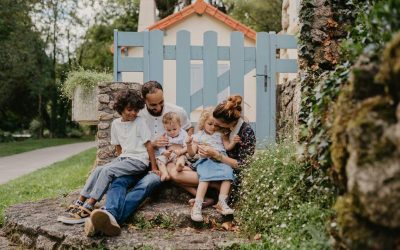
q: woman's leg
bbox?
[168,163,199,187]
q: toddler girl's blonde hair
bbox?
[197,108,214,131]
[162,112,181,126]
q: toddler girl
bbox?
[157,112,188,181]
[186,110,238,222]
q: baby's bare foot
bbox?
[176,162,184,172]
[160,172,170,182]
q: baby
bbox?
[157,112,188,181]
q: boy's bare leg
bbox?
[175,155,186,172]
[158,162,170,181]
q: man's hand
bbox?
[153,134,169,148]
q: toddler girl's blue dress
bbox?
[194,157,235,181]
[192,131,235,182]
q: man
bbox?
[84,80,192,237]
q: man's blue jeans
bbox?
[105,172,161,224]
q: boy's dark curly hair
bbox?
[113,89,145,115]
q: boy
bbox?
[57,89,158,225]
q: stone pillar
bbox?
[96,82,141,166]
[277,0,301,139]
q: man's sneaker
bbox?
[57,206,92,224]
[84,217,98,237]
[215,200,234,215]
[191,202,203,222]
[91,209,121,237]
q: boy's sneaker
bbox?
[215,200,234,215]
[191,202,203,222]
[91,209,121,237]
[57,206,92,224]
[84,217,98,237]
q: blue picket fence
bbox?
[113,29,297,145]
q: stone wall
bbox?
[96,82,141,166]
[277,0,301,140]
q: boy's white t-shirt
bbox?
[111,116,151,166]
[139,102,191,140]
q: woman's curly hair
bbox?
[113,89,145,115]
[213,95,242,123]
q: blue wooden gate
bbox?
[113,29,297,145]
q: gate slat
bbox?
[118,57,143,72]
[149,30,164,84]
[268,32,277,144]
[256,32,270,145]
[143,31,150,82]
[230,32,244,96]
[113,29,119,81]
[203,31,218,107]
[276,59,298,73]
[118,32,144,46]
[276,35,297,49]
[191,89,203,110]
[217,71,229,92]
[176,30,191,115]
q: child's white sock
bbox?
[194,199,203,207]
[218,194,228,202]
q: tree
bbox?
[224,0,282,32]
[0,0,52,134]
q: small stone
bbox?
[98,122,110,130]
[99,87,111,94]
[19,234,33,248]
[99,113,114,121]
[97,131,108,139]
[98,94,110,104]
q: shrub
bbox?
[236,142,335,249]
[61,68,112,100]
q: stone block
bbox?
[98,94,110,104]
[98,122,110,130]
[36,235,56,250]
[72,85,98,125]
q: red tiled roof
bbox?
[148,0,256,41]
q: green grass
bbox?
[236,142,336,249]
[0,147,96,226]
[0,137,94,157]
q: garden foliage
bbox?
[236,142,335,249]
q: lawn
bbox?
[0,147,96,226]
[0,137,94,157]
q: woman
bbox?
[168,94,256,206]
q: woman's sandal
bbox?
[188,197,214,208]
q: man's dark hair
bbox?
[142,80,163,98]
[113,89,145,115]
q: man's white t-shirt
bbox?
[139,102,191,141]
[111,116,151,165]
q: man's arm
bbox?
[115,145,122,156]
[145,141,160,175]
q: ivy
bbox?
[299,0,400,175]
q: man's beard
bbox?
[147,106,163,116]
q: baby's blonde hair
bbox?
[163,112,181,126]
[197,108,213,131]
